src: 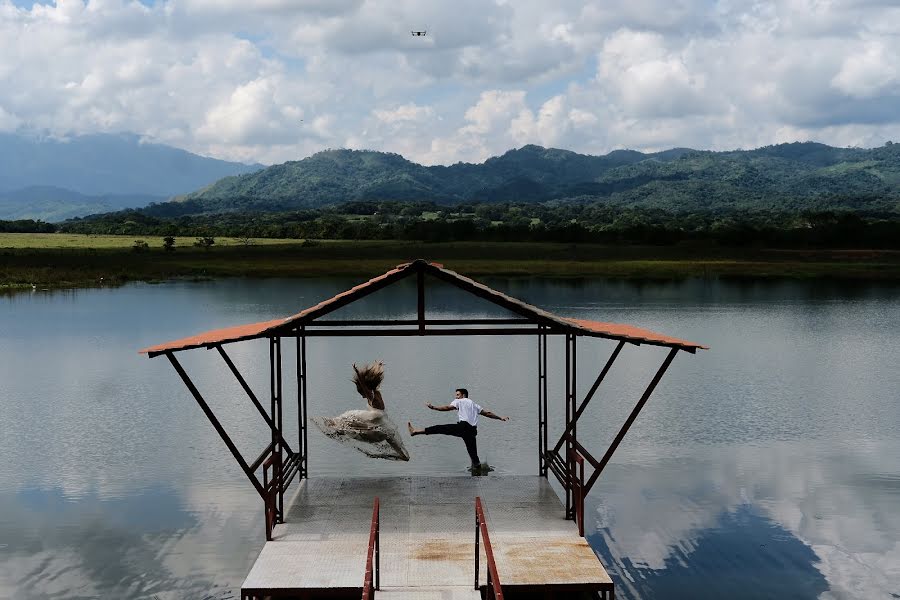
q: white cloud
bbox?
[832,42,900,99]
[372,103,434,124]
[1,0,900,165]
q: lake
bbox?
[1,276,899,599]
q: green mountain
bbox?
[152,142,900,216]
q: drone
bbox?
[410,30,427,36]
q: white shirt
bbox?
[451,398,483,426]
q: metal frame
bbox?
[152,259,694,540]
[475,496,504,600]
[362,497,380,600]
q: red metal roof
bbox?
[140,260,706,355]
[561,318,707,350]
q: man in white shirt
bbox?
[408,388,509,469]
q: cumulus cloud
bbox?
[1,0,900,165]
[594,440,900,600]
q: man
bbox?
[407,388,509,469]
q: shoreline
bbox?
[3,236,900,292]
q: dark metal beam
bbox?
[165,352,264,497]
[584,348,679,495]
[537,327,547,476]
[279,263,418,326]
[271,336,284,522]
[426,266,560,327]
[417,269,425,334]
[564,333,572,518]
[297,329,308,479]
[551,340,625,456]
[309,318,533,326]
[291,327,560,337]
[216,345,294,457]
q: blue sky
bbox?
[1,0,899,165]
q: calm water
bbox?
[1,277,899,599]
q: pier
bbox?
[141,260,706,599]
[241,476,612,599]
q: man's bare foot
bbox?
[407,421,416,436]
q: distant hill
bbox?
[164,142,900,216]
[0,132,263,197]
[0,186,163,222]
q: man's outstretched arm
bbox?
[426,402,456,411]
[479,409,509,421]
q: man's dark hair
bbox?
[455,388,469,398]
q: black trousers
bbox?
[423,421,480,466]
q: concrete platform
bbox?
[241,476,613,599]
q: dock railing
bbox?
[361,497,380,600]
[570,448,586,537]
[262,452,281,541]
[474,496,504,600]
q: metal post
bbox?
[417,268,425,334]
[217,345,294,456]
[474,504,480,590]
[375,503,380,591]
[568,334,577,520]
[297,328,308,479]
[551,340,625,458]
[269,337,284,524]
[537,327,544,476]
[542,328,548,478]
[564,333,572,518]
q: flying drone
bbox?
[411,30,427,36]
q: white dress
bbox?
[311,362,410,461]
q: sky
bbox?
[2,0,900,166]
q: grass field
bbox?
[2,233,900,292]
[0,233,303,249]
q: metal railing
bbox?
[361,497,381,600]
[474,497,504,600]
[570,448,586,537]
[262,452,282,541]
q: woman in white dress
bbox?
[312,361,410,461]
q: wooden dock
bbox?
[241,476,613,599]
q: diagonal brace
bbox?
[216,345,295,457]
[166,351,265,498]
[551,340,626,457]
[583,347,679,496]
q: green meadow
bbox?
[2,234,899,292]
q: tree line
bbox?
[4,200,900,248]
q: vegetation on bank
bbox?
[3,237,900,292]
[4,201,899,249]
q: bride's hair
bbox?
[353,361,385,409]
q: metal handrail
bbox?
[262,452,282,541]
[474,497,504,600]
[361,497,380,600]
[569,448,586,537]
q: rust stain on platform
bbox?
[412,540,471,562]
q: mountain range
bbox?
[4,134,900,222]
[0,133,262,221]
[167,142,900,216]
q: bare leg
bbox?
[408,421,425,436]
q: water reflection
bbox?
[2,277,899,598]
[0,485,254,600]
[588,440,900,599]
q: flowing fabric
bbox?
[312,361,410,461]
